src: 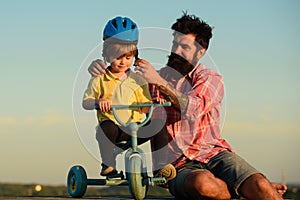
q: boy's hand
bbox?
[98,99,111,112]
[88,59,107,77]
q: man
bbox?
[88,13,287,200]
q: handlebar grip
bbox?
[94,104,100,110]
[160,102,171,107]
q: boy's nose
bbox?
[119,58,125,64]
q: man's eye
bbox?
[182,45,189,50]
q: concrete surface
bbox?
[0,196,175,200]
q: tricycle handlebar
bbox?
[94,102,171,110]
[111,102,171,109]
[94,102,171,127]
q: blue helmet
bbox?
[103,16,139,42]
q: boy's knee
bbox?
[96,120,118,140]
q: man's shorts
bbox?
[168,150,260,199]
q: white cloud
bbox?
[223,106,300,135]
[0,111,73,129]
[223,120,300,135]
[0,116,17,125]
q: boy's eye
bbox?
[116,55,132,60]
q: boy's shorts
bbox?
[168,150,260,199]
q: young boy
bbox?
[82,16,175,180]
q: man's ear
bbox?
[197,48,206,60]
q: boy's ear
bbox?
[102,53,109,63]
[105,56,112,63]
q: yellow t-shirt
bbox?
[83,69,151,124]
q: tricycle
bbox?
[67,102,171,200]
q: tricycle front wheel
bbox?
[127,154,148,200]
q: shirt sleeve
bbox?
[83,76,101,101]
[184,71,224,120]
[137,82,152,103]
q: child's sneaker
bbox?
[100,164,118,176]
[155,163,177,182]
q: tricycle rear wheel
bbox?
[67,165,87,198]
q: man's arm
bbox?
[134,59,188,112]
[154,83,188,112]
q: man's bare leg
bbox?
[183,170,231,200]
[181,171,286,200]
[239,173,285,200]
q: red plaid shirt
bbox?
[151,64,233,168]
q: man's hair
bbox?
[171,12,213,50]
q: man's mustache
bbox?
[166,53,194,77]
[167,53,190,64]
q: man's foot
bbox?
[100,164,118,176]
[272,183,287,196]
[155,164,177,182]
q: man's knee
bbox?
[239,173,272,195]
[184,170,219,196]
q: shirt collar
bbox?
[187,63,205,78]
[105,67,132,80]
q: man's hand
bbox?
[134,59,167,86]
[134,59,186,111]
[88,59,107,77]
[153,97,167,104]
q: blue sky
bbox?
[0,0,299,185]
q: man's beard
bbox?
[166,53,195,79]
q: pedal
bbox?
[147,177,166,186]
[106,171,125,180]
